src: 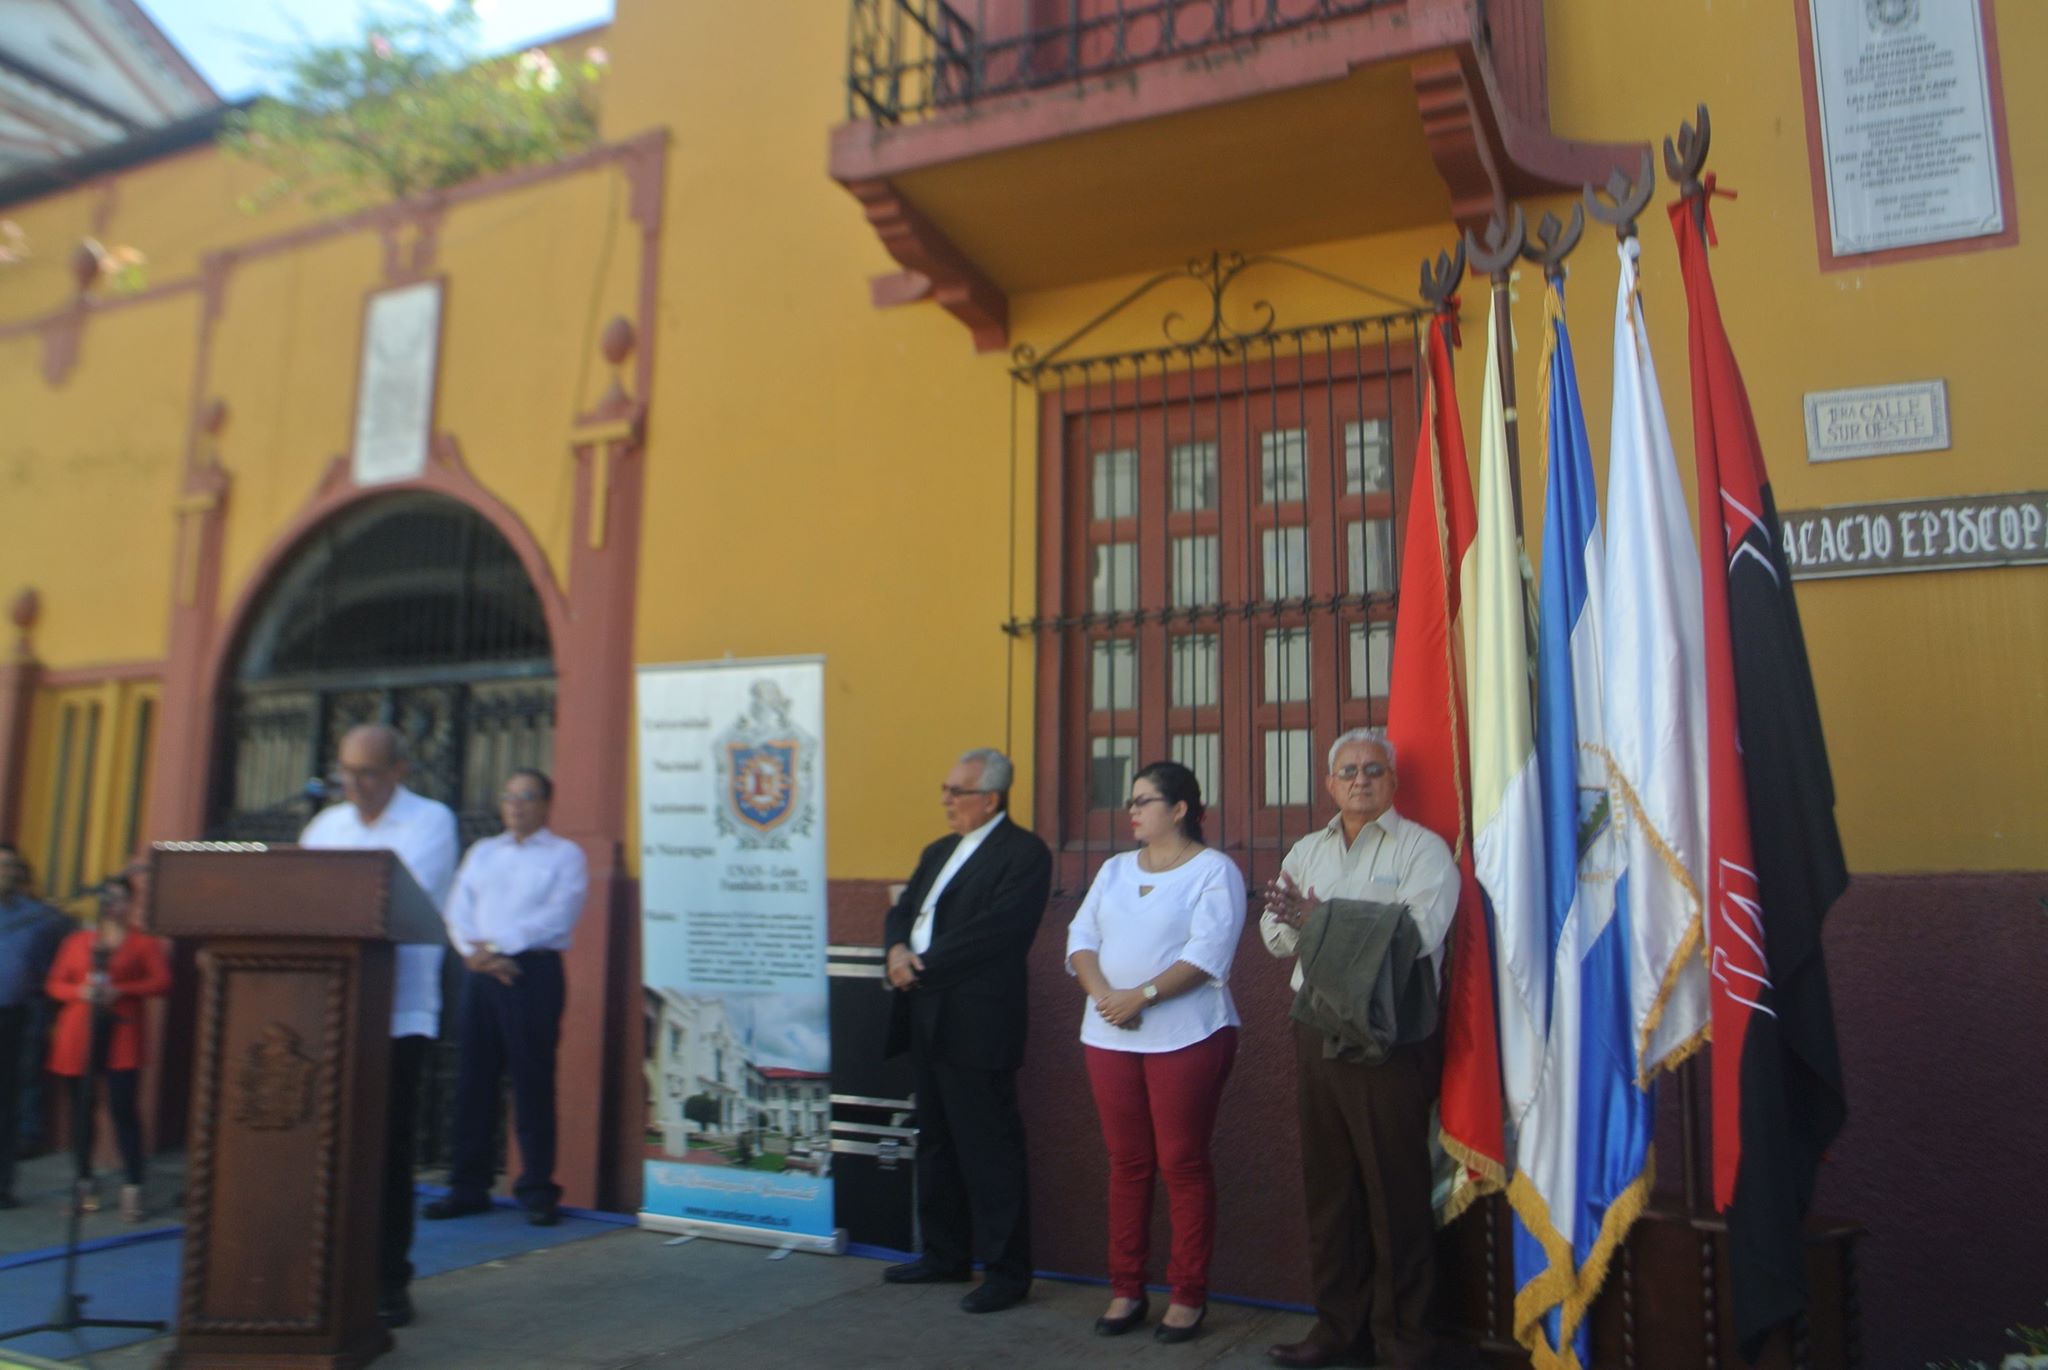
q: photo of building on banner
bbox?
[634,658,841,1253]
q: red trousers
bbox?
[1083,1026,1238,1306]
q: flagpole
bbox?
[1664,103,1718,1222]
[1466,209,1529,538]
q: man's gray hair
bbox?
[1327,726,1396,774]
[960,747,1014,795]
[345,722,408,765]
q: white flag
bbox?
[1600,237,1710,1084]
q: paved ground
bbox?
[4,1146,1332,1369]
[63,1227,1321,1370]
[0,1151,189,1256]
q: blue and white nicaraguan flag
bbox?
[1513,274,1623,1370]
[1463,283,1556,1366]
[1547,235,1710,1349]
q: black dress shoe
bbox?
[421,1196,491,1220]
[376,1285,415,1329]
[526,1203,560,1227]
[1094,1295,1149,1336]
[1268,1340,1356,1369]
[959,1280,1029,1314]
[1155,1303,1207,1344]
[882,1258,973,1284]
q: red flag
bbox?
[1387,312,1504,1212]
[1671,190,1849,1362]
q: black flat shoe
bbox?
[1155,1303,1207,1343]
[1094,1295,1150,1336]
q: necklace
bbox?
[1139,838,1195,874]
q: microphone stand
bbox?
[0,941,168,1362]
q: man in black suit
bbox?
[880,747,1052,1314]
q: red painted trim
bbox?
[1792,0,2020,272]
[39,659,164,687]
[0,658,45,845]
[201,443,573,721]
[216,132,670,276]
[0,276,198,342]
[845,179,1007,350]
[0,133,667,340]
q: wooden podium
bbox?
[151,844,444,1370]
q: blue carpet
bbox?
[0,1190,622,1364]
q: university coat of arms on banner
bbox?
[715,680,818,849]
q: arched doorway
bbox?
[204,491,557,1168]
[210,492,556,842]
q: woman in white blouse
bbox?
[1065,760,1247,1344]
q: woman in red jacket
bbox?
[46,874,171,1222]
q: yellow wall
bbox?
[2,0,2038,882]
[604,3,1031,879]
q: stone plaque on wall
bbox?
[350,279,443,487]
[1804,380,1948,463]
[1807,0,2004,257]
[1779,490,2048,580]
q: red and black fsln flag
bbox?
[1671,188,1850,1364]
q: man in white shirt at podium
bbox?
[300,723,458,1332]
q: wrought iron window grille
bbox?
[1004,251,1446,896]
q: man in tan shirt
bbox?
[1261,727,1458,1370]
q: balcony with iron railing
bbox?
[830,0,1642,351]
[845,0,1397,126]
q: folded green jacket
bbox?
[1288,897,1439,1064]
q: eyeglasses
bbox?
[1332,763,1390,782]
[1126,796,1169,812]
[940,785,994,799]
[500,791,546,805]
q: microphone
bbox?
[89,939,113,1017]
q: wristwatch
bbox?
[1141,982,1159,1002]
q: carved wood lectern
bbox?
[151,845,444,1370]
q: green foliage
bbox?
[682,1092,722,1129]
[220,0,605,214]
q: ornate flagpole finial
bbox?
[1522,204,1585,283]
[1467,206,1527,281]
[1420,238,1466,312]
[1586,148,1658,242]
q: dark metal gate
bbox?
[209,492,556,1170]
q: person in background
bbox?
[0,844,69,1209]
[423,768,587,1228]
[1064,760,1246,1344]
[879,747,1052,1315]
[45,874,171,1223]
[1259,728,1458,1370]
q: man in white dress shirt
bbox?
[1259,727,1458,1370]
[422,768,587,1228]
[299,724,459,1331]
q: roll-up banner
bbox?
[635,657,841,1253]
